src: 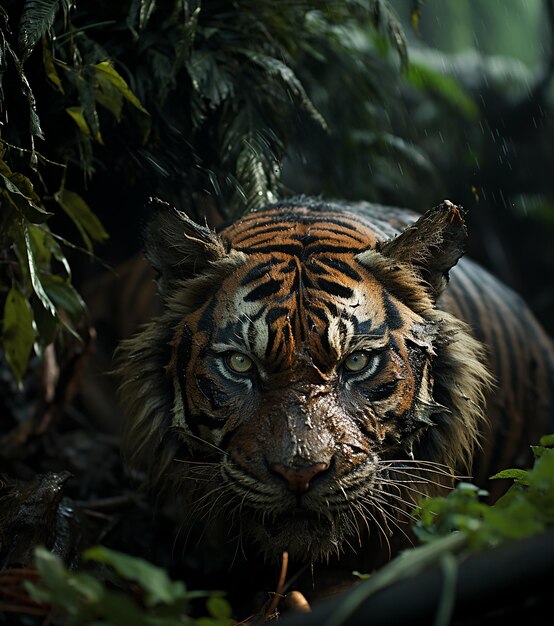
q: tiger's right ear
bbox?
[142,198,229,292]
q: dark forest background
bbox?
[1,1,554,624]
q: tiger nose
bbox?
[270,462,330,493]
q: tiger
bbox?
[117,197,554,568]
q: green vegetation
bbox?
[324,435,554,626]
[414,434,554,547]
[3,1,553,383]
[22,436,554,624]
[0,0,410,383]
[26,545,232,626]
[2,2,554,621]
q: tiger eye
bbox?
[227,352,254,374]
[344,352,370,372]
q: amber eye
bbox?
[226,352,254,374]
[343,351,370,372]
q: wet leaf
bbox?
[0,161,53,223]
[54,188,108,251]
[18,0,61,59]
[94,73,124,121]
[31,297,58,348]
[22,223,57,318]
[2,283,35,381]
[42,273,86,326]
[66,106,92,137]
[243,52,326,129]
[138,0,157,31]
[94,61,149,115]
[187,51,235,108]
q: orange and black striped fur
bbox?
[118,197,554,564]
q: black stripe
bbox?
[239,244,303,255]
[383,292,403,330]
[198,298,216,332]
[316,257,363,281]
[361,379,399,401]
[240,260,275,286]
[176,325,196,432]
[244,278,283,302]
[265,306,290,358]
[239,243,363,256]
[315,277,354,299]
[195,374,226,412]
[307,305,331,324]
[234,224,293,244]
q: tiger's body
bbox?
[118,198,554,567]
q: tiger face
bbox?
[119,199,490,562]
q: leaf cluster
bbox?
[414,434,554,549]
[26,544,233,626]
[1,0,408,383]
[1,1,148,381]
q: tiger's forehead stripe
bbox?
[208,251,393,372]
[221,205,382,253]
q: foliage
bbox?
[18,435,554,625]
[0,0,408,383]
[324,434,554,626]
[414,434,554,548]
[25,544,232,626]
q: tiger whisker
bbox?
[361,491,417,522]
[376,479,438,501]
[173,458,221,466]
[382,469,452,490]
[357,496,414,548]
[182,431,226,455]
[371,487,419,512]
[378,460,459,478]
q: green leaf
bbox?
[54,188,108,251]
[490,468,530,485]
[206,596,232,620]
[84,545,188,607]
[28,547,104,616]
[2,283,35,381]
[22,223,57,318]
[138,0,157,31]
[42,39,64,92]
[42,274,86,327]
[539,434,554,448]
[92,591,154,626]
[66,106,92,138]
[94,61,149,115]
[4,32,44,139]
[243,51,326,129]
[0,160,53,223]
[18,0,61,60]
[187,51,235,108]
[408,61,479,119]
[94,74,124,121]
[31,297,58,349]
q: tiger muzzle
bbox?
[269,461,330,494]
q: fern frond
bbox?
[18,0,61,60]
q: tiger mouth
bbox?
[262,506,336,537]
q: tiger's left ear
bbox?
[377,200,467,300]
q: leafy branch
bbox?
[1,0,408,383]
